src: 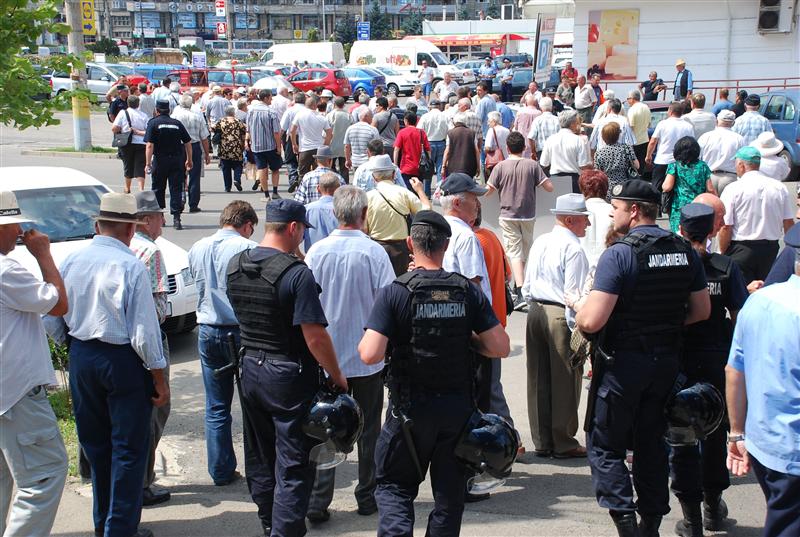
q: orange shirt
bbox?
[474,227,511,328]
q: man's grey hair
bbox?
[410,223,449,256]
[127,94,140,109]
[388,94,398,106]
[359,93,369,104]
[539,97,553,111]
[603,89,615,100]
[488,111,501,124]
[358,108,372,122]
[237,97,248,110]
[318,172,341,194]
[439,192,467,213]
[559,109,579,129]
[169,81,181,92]
[333,185,367,225]
[458,97,472,111]
[448,95,458,107]
[649,71,658,77]
[179,93,194,108]
[224,105,236,117]
[628,89,641,101]
[372,169,395,182]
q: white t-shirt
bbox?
[721,170,795,241]
[419,66,434,84]
[698,127,744,173]
[651,117,695,165]
[434,80,459,103]
[540,128,591,175]
[442,215,492,304]
[0,256,59,415]
[292,109,330,152]
[112,107,149,144]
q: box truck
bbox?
[260,42,345,66]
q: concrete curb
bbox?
[20,149,117,159]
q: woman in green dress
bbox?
[662,136,716,233]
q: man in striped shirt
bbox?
[527,97,561,159]
[246,89,283,200]
[294,146,345,205]
[344,108,380,170]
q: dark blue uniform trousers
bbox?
[239,354,320,537]
[186,141,203,210]
[68,339,152,537]
[375,393,473,537]
[587,352,679,517]
[670,349,730,502]
[752,456,800,537]
[151,155,185,216]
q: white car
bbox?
[252,74,298,95]
[372,66,417,96]
[4,167,198,333]
[49,62,140,98]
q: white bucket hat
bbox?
[750,131,784,157]
[95,193,146,224]
[0,191,33,225]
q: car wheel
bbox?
[387,83,399,95]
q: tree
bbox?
[307,27,319,42]
[367,0,392,40]
[400,12,423,37]
[458,5,470,21]
[486,1,500,19]
[334,13,357,46]
[87,37,119,56]
[0,0,81,129]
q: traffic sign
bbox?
[216,21,227,38]
[81,0,96,36]
[215,0,226,17]
[357,21,370,41]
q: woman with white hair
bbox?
[111,94,149,193]
[484,110,510,177]
[592,89,616,124]
[166,81,182,113]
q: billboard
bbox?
[587,9,639,80]
[534,14,556,85]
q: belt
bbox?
[536,299,566,308]
[375,238,407,244]
[712,170,736,175]
[243,348,298,363]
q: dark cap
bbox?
[411,210,451,237]
[679,203,714,241]
[784,221,800,248]
[744,94,761,106]
[117,84,129,92]
[609,179,660,204]
[440,172,488,196]
[155,99,170,112]
[265,199,314,229]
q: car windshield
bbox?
[377,67,399,76]
[106,64,134,77]
[431,52,449,66]
[15,186,108,242]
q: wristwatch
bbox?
[727,433,745,443]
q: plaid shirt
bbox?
[527,112,561,153]
[732,111,773,146]
[294,166,345,204]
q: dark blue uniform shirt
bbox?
[764,245,797,287]
[143,114,191,157]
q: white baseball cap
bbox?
[0,191,33,225]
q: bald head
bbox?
[525,94,537,107]
[693,193,725,237]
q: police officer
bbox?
[358,210,510,536]
[226,199,347,537]
[575,180,711,537]
[669,203,748,536]
[144,99,192,230]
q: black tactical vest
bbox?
[390,271,474,395]
[226,250,308,358]
[684,253,735,351]
[606,231,695,351]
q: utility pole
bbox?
[64,0,92,151]
[226,0,233,57]
[321,0,326,40]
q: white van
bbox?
[261,42,345,66]
[349,39,475,85]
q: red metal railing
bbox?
[599,77,800,103]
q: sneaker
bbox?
[513,295,528,312]
[251,180,260,191]
[173,217,183,231]
[287,179,299,193]
[270,191,282,200]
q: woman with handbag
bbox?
[593,122,639,200]
[392,111,433,193]
[662,136,716,232]
[111,94,149,194]
[484,111,510,179]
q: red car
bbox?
[286,68,351,98]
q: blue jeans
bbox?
[198,324,239,484]
[429,140,446,195]
[187,141,203,210]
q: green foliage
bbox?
[181,44,201,55]
[87,37,119,56]
[48,145,116,153]
[367,0,392,41]
[400,12,423,37]
[0,0,84,129]
[48,389,79,477]
[307,27,319,43]
[486,1,500,18]
[458,5,470,21]
[334,13,357,47]
[49,337,68,371]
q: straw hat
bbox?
[0,191,33,225]
[750,131,784,157]
[95,193,146,224]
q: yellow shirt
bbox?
[627,101,652,145]
[366,181,423,241]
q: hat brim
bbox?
[751,142,783,157]
[550,209,590,216]
[94,215,147,224]
[313,153,333,159]
[371,166,396,173]
[0,215,34,225]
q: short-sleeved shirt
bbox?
[374,110,399,147]
[627,101,652,145]
[540,128,591,175]
[651,117,695,165]
[732,111,773,146]
[366,181,423,241]
[365,268,499,348]
[109,97,128,120]
[172,106,211,144]
[526,112,560,153]
[130,231,169,322]
[418,66,434,84]
[394,126,430,176]
[247,101,281,153]
[711,99,734,115]
[666,160,712,233]
[594,143,637,194]
[698,127,744,173]
[589,114,635,150]
[474,228,512,328]
[488,157,548,219]
[684,109,717,139]
[113,107,149,145]
[326,109,352,157]
[303,196,339,251]
[344,122,380,168]
[640,78,664,101]
[212,117,247,161]
[475,95,497,134]
[720,170,795,241]
[443,215,493,303]
[143,114,192,157]
[292,109,331,152]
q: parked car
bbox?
[49,63,149,98]
[4,167,198,333]
[371,66,416,96]
[133,64,185,85]
[286,68,351,98]
[455,59,486,77]
[167,68,261,96]
[343,67,387,98]
[499,53,533,67]
[246,64,293,77]
[252,74,298,95]
[760,90,799,181]
[492,67,536,100]
[31,64,52,101]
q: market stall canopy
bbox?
[405,34,530,47]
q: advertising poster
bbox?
[587,9,639,80]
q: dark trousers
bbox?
[752,456,800,537]
[378,239,411,277]
[651,163,668,192]
[240,353,321,536]
[375,394,473,537]
[151,155,185,216]
[144,334,170,489]
[298,148,318,179]
[68,339,153,537]
[283,133,299,187]
[587,351,680,516]
[501,82,513,103]
[550,172,581,194]
[670,349,730,502]
[331,156,349,184]
[187,142,203,210]
[633,143,648,173]
[309,371,383,513]
[221,159,243,191]
[726,239,780,283]
[474,355,493,413]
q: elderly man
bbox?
[627,89,652,168]
[646,101,695,192]
[294,146,345,205]
[271,86,291,121]
[443,113,481,179]
[732,94,773,145]
[698,110,745,195]
[365,156,431,275]
[302,172,341,251]
[751,131,791,181]
[684,93,717,139]
[719,146,795,283]
[433,72,459,104]
[448,97,482,137]
[639,71,666,102]
[326,96,352,183]
[574,75,597,125]
[344,108,380,171]
[188,201,258,487]
[305,185,395,523]
[673,59,694,101]
[350,93,371,123]
[523,193,590,459]
[0,191,68,537]
[592,89,616,124]
[353,139,406,191]
[520,81,542,104]
[247,89,284,200]
[49,193,169,537]
[540,110,592,194]
[527,97,561,160]
[512,95,542,159]
[280,92,308,192]
[590,98,635,152]
[211,105,247,192]
[725,248,800,537]
[172,93,212,211]
[291,96,333,178]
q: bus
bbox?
[205,39,274,59]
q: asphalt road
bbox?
[0,113,771,537]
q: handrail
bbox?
[598,77,800,104]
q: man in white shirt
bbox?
[522,193,590,459]
[646,101,696,192]
[589,98,635,151]
[540,110,592,193]
[433,72,459,104]
[698,109,745,195]
[592,89,616,124]
[271,86,291,123]
[719,146,796,283]
[417,60,435,102]
[520,81,542,104]
[353,139,406,191]
[573,75,597,125]
[527,97,561,159]
[290,96,333,178]
[751,131,791,181]
[418,98,449,187]
[280,92,308,191]
[684,93,717,139]
[305,186,395,522]
[0,192,69,537]
[627,89,652,167]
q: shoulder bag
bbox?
[112,109,133,148]
[626,145,641,180]
[661,165,677,215]
[376,183,412,234]
[484,126,505,173]
[417,131,434,182]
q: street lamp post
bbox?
[321,0,326,40]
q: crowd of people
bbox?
[1,56,799,537]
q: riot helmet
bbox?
[455,411,519,493]
[665,382,725,446]
[303,386,364,469]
